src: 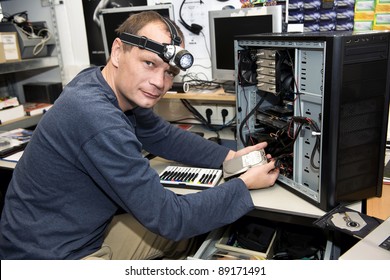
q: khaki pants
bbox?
[83,213,200,260]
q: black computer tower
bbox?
[234,31,390,211]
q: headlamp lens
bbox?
[174,49,194,70]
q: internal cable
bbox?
[239,91,267,146]
[289,116,321,169]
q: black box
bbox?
[23,82,63,104]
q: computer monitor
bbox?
[209,5,283,82]
[99,4,175,60]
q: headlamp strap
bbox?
[160,17,182,46]
[119,32,166,58]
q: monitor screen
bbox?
[209,5,283,82]
[99,4,174,60]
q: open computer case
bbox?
[234,31,390,211]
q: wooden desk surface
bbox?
[367,184,390,220]
[151,156,361,219]
[0,124,362,219]
[1,152,361,219]
[164,87,236,102]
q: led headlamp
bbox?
[119,32,194,71]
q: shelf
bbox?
[0,159,16,170]
[0,114,42,131]
[164,88,236,102]
[0,56,59,75]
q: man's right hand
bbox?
[238,160,279,190]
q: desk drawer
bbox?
[190,221,277,260]
[190,216,330,260]
[189,227,226,260]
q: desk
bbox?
[0,124,361,219]
[0,125,363,259]
[0,149,337,221]
[164,88,236,102]
[151,156,360,221]
[150,125,361,221]
[0,114,42,131]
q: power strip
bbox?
[192,104,235,125]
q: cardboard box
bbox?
[0,32,21,63]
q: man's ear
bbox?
[110,38,122,67]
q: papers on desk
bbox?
[0,128,32,158]
[1,150,23,162]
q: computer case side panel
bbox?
[322,32,390,210]
[339,33,388,201]
[320,35,341,211]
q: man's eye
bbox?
[166,71,176,78]
[168,67,180,77]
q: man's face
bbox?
[112,22,180,110]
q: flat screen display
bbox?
[209,5,283,82]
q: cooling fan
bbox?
[276,51,295,100]
[238,49,258,86]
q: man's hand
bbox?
[225,142,269,162]
[238,160,279,190]
[224,142,279,190]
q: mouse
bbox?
[208,137,221,145]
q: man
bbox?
[0,12,279,259]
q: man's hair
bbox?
[115,11,184,49]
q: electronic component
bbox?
[0,21,55,58]
[223,150,268,179]
[256,49,277,94]
[159,166,222,190]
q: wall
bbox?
[0,0,242,123]
[54,0,90,84]
[147,0,242,82]
[1,0,244,84]
[2,0,267,84]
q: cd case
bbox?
[313,205,383,239]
